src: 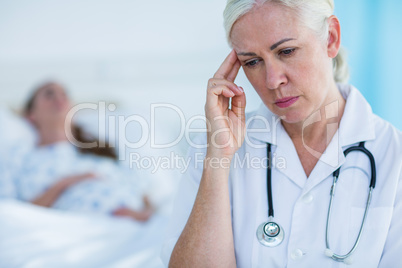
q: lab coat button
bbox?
[291,249,304,260]
[302,193,313,204]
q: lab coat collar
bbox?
[246,104,308,188]
[246,103,280,146]
[337,84,376,147]
[304,84,376,193]
[246,84,375,146]
[246,84,376,189]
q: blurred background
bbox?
[0,0,400,130]
[0,1,400,267]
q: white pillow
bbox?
[0,161,16,199]
[0,107,37,199]
[0,107,37,155]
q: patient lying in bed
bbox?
[9,81,153,221]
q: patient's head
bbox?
[24,82,71,129]
[24,81,117,159]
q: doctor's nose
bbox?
[265,61,287,90]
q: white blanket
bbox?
[0,200,166,268]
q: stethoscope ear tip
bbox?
[344,256,354,265]
[324,248,354,265]
[324,248,333,257]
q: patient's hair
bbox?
[223,0,349,83]
[24,82,117,160]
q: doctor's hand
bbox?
[205,49,246,159]
[170,50,243,267]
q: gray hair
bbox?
[223,0,349,83]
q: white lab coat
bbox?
[161,84,402,268]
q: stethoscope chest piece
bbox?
[256,221,284,247]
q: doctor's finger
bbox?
[206,86,235,109]
[213,49,238,80]
[231,88,246,118]
[226,59,241,83]
[208,78,242,95]
[207,85,236,99]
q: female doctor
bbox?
[162,0,402,267]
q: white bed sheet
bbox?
[0,200,166,268]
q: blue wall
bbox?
[335,0,402,130]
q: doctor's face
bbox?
[231,2,335,124]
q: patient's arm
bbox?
[31,173,96,207]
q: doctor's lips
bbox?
[275,96,299,108]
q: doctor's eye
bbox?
[279,48,296,57]
[244,59,261,68]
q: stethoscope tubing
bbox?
[326,141,376,262]
[259,141,376,264]
[333,141,376,188]
[326,178,374,261]
[267,144,274,218]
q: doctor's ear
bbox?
[327,15,341,59]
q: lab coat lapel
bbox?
[303,130,345,194]
[274,122,307,188]
[246,85,376,192]
[303,84,376,193]
[337,84,376,146]
[247,104,307,189]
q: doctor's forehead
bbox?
[230,2,302,51]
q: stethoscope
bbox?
[256,142,376,264]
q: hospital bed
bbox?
[0,106,186,268]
